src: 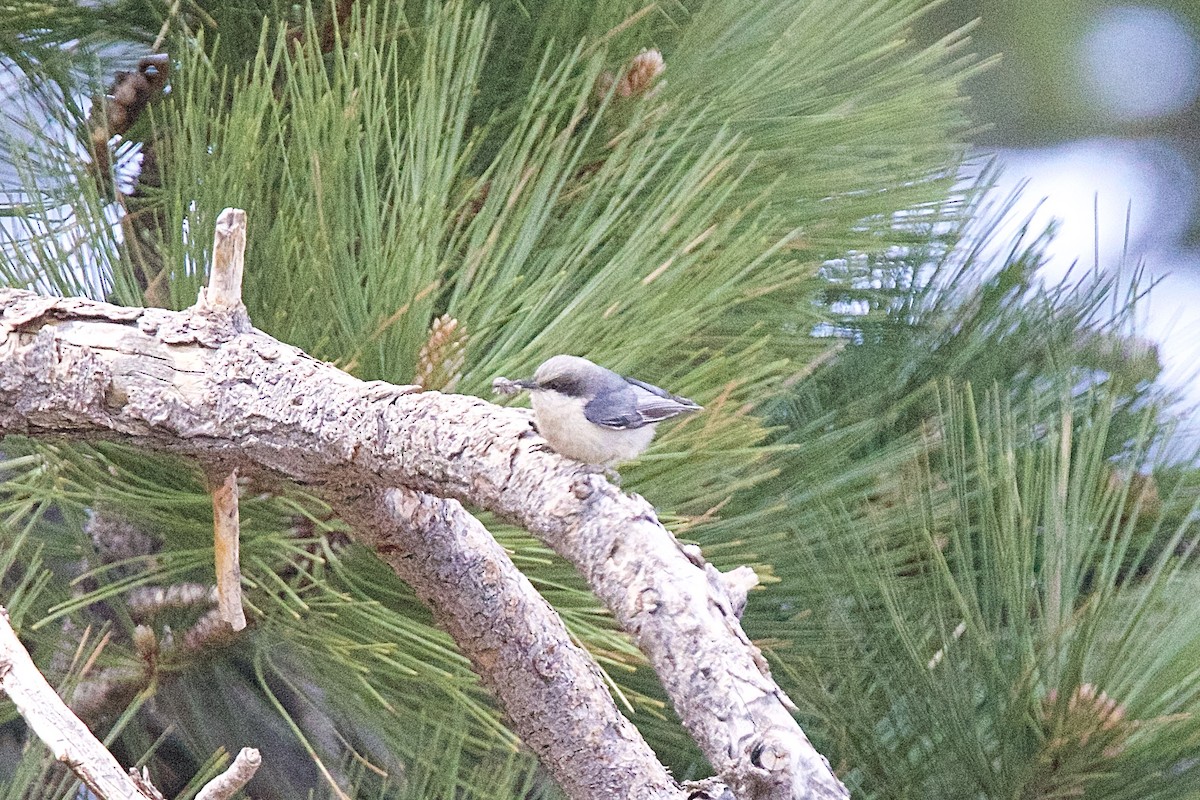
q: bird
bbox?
[493,355,702,467]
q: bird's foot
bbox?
[575,463,621,485]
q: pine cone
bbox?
[413,314,468,392]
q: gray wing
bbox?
[584,377,701,430]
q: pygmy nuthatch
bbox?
[494,355,702,466]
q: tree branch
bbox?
[195,747,261,800]
[337,486,680,799]
[0,287,848,800]
[0,608,162,800]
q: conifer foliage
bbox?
[1,0,1198,798]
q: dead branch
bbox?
[195,747,261,800]
[210,469,246,630]
[0,608,162,800]
[0,278,847,799]
[337,486,679,799]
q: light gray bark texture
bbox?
[0,609,157,800]
[337,486,678,800]
[0,288,848,800]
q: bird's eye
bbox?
[542,377,581,396]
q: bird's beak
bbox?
[492,376,539,397]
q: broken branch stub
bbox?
[199,208,249,323]
[212,468,246,631]
[195,747,262,800]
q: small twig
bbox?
[212,469,246,631]
[0,608,160,800]
[150,0,183,53]
[195,747,262,800]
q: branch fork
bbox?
[0,209,848,800]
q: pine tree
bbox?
[1,1,1198,798]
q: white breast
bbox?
[530,391,657,465]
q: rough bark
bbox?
[337,487,679,799]
[0,287,849,800]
